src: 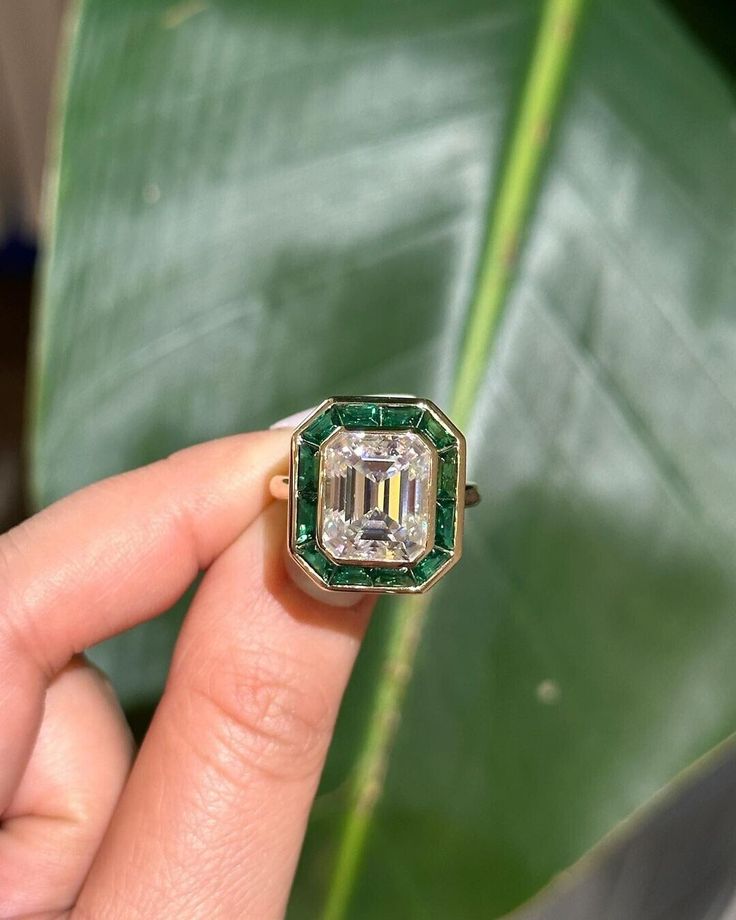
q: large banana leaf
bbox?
[30,0,736,916]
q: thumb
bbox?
[75,500,374,920]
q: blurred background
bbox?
[2,2,736,917]
[1,1,66,530]
[1,0,734,534]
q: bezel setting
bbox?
[287,396,466,594]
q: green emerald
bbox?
[301,409,339,445]
[335,403,380,428]
[413,548,452,583]
[296,442,318,495]
[295,498,316,544]
[420,414,456,450]
[379,404,424,428]
[438,449,458,501]
[435,501,456,550]
[329,565,374,588]
[371,567,416,589]
[298,541,335,581]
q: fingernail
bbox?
[270,395,418,431]
[269,406,317,430]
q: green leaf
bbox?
[30,0,736,917]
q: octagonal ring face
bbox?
[287,396,466,594]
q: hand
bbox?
[0,429,374,919]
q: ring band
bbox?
[282,396,479,595]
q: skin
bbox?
[0,429,374,919]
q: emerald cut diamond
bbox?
[289,397,466,594]
[318,429,436,565]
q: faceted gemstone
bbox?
[336,403,380,428]
[435,500,456,550]
[296,442,318,495]
[420,414,457,450]
[299,541,335,580]
[379,404,424,428]
[438,449,458,501]
[295,498,316,545]
[319,429,436,564]
[301,409,339,445]
[371,567,416,589]
[329,565,374,588]
[413,547,451,583]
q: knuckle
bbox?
[184,646,335,784]
[0,528,20,620]
[0,523,60,678]
[0,526,36,659]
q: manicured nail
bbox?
[270,395,416,431]
[269,406,317,431]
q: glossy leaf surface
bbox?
[31,0,736,915]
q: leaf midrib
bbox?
[320,1,588,917]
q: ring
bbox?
[280,396,479,595]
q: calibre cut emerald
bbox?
[319,428,435,564]
[297,442,318,495]
[335,403,380,428]
[435,501,456,550]
[420,414,457,450]
[299,541,335,580]
[302,410,339,445]
[379,405,424,428]
[371,567,416,589]
[329,565,374,588]
[414,547,452,582]
[295,499,316,545]
[438,449,458,501]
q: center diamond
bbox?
[318,429,435,565]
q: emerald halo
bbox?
[287,396,466,594]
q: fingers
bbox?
[0,429,290,811]
[75,502,374,920]
[0,657,133,917]
[0,429,291,672]
[0,425,373,918]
